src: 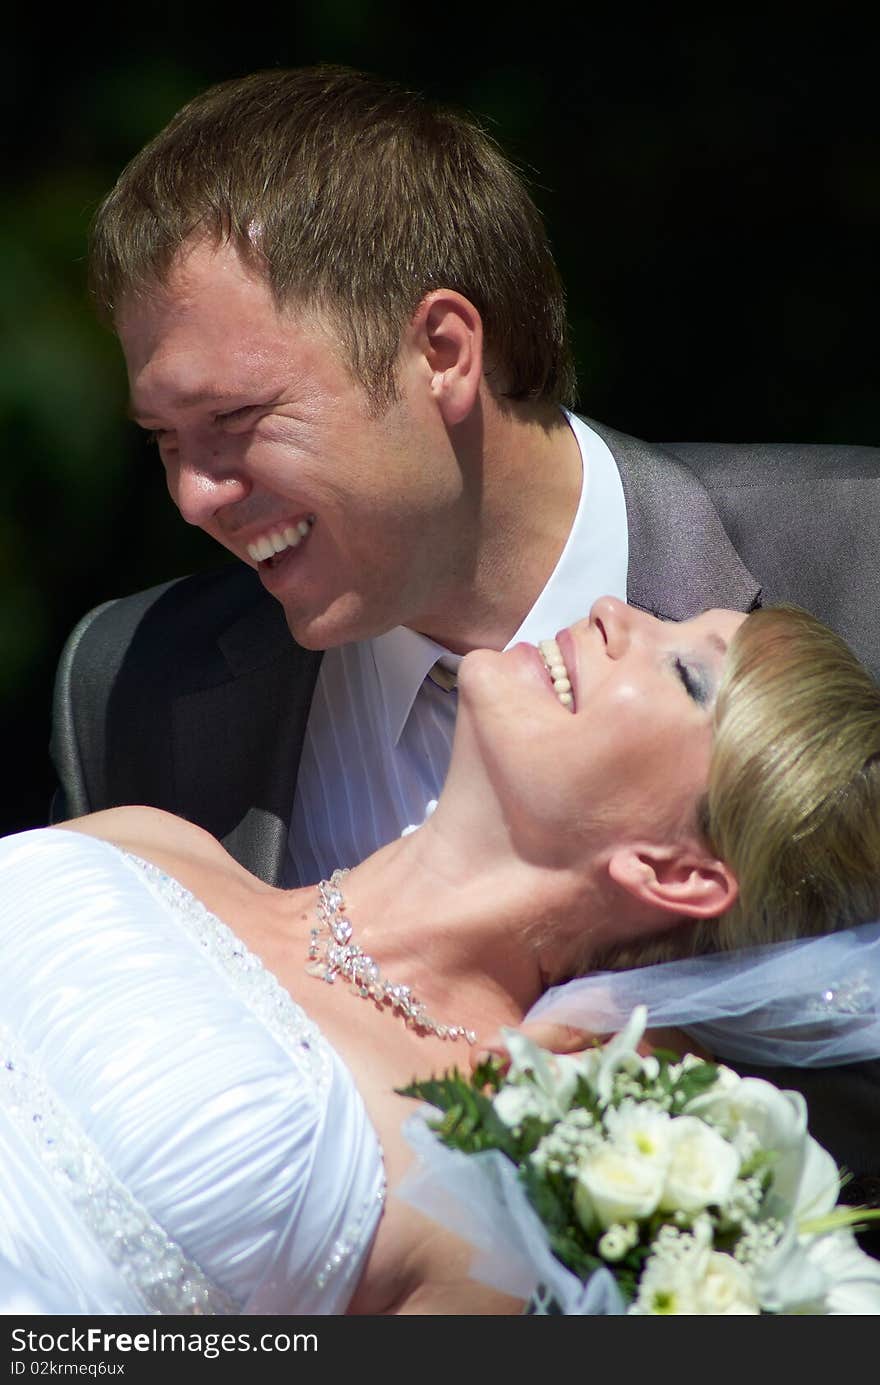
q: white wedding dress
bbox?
[0,828,385,1315]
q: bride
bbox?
[2,597,879,1314]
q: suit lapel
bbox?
[171,595,321,885]
[586,418,762,618]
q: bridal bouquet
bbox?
[399,1007,880,1314]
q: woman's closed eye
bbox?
[673,656,710,706]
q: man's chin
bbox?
[282,602,384,652]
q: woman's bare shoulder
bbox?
[56,807,238,876]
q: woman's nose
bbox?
[589,595,665,658]
[589,595,633,657]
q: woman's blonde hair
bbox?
[694,603,880,952]
[601,605,880,970]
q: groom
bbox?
[53,66,880,881]
[51,68,880,1227]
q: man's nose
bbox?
[169,441,252,528]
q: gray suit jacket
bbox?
[51,419,880,883]
[49,421,880,1224]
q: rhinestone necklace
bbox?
[306,868,477,1044]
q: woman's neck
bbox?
[318,815,600,1042]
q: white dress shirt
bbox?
[285,413,628,885]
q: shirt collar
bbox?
[510,410,627,648]
[371,624,457,746]
[370,410,627,745]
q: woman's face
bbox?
[456,596,747,860]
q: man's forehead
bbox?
[118,247,258,326]
[169,233,264,290]
[117,241,335,355]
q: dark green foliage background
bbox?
[4,9,879,832]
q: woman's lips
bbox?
[537,636,575,711]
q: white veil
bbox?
[526,920,880,1066]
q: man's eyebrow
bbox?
[127,388,243,422]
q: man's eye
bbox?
[216,406,258,429]
[143,428,171,449]
[674,657,708,705]
[144,428,177,457]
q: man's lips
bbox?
[244,515,315,564]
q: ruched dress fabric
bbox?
[0,828,385,1315]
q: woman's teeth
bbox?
[537,637,574,711]
[247,517,314,564]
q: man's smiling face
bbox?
[119,239,477,650]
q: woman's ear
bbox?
[407,290,484,425]
[607,842,739,921]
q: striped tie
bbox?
[426,662,458,693]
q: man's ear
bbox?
[607,842,739,921]
[408,290,484,425]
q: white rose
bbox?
[687,1068,798,1142]
[687,1076,808,1201]
[576,1143,665,1230]
[694,1253,760,1315]
[661,1117,740,1213]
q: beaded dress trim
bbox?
[0,1022,238,1315]
[123,854,333,1093]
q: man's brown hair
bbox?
[90,66,576,410]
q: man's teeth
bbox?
[537,637,574,711]
[247,517,314,564]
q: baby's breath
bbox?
[400,1007,871,1314]
[723,1174,765,1225]
[531,1107,601,1175]
[733,1217,784,1267]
